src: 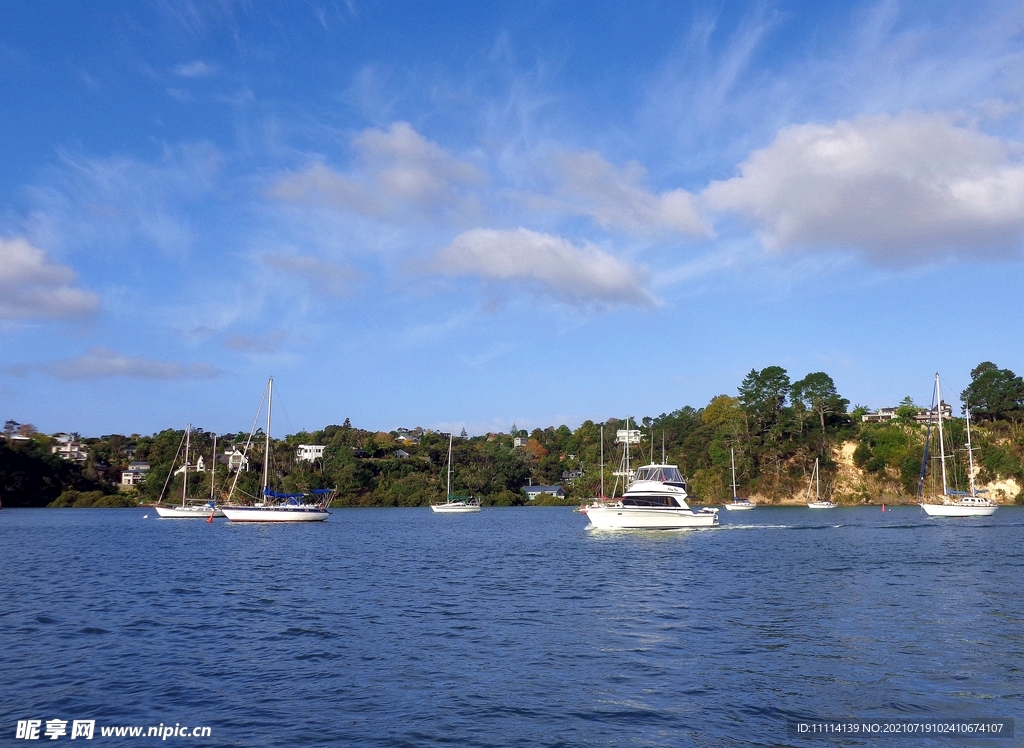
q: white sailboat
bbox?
[920,373,997,517]
[430,432,480,513]
[806,458,835,509]
[221,378,331,522]
[723,447,755,510]
[154,425,224,518]
[576,424,608,513]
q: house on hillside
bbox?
[121,461,151,486]
[223,447,249,473]
[296,444,325,462]
[862,402,954,424]
[522,485,566,501]
[51,435,89,462]
[174,455,205,475]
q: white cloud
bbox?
[24,143,223,260]
[263,254,361,296]
[173,60,215,78]
[269,122,484,221]
[703,112,1024,263]
[0,237,99,321]
[431,227,656,307]
[4,347,222,380]
[552,151,712,238]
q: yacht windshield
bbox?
[635,466,684,483]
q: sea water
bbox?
[1,506,1021,746]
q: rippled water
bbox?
[2,507,1022,746]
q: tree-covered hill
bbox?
[5,362,1024,508]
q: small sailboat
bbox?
[578,424,608,514]
[723,447,755,510]
[430,432,480,513]
[806,458,835,509]
[920,373,996,517]
[154,425,224,518]
[221,378,331,522]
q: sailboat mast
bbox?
[965,399,977,497]
[447,432,453,497]
[625,416,631,478]
[935,373,948,494]
[599,424,605,498]
[182,424,191,507]
[210,433,217,502]
[815,458,820,500]
[263,377,273,495]
[731,447,737,499]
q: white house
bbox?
[224,447,249,473]
[174,455,205,475]
[121,461,150,486]
[296,444,325,462]
[52,436,89,462]
[522,485,566,501]
[862,402,954,424]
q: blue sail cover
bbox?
[311,489,334,495]
[264,488,305,499]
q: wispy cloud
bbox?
[173,60,215,78]
[704,111,1024,264]
[263,254,362,296]
[3,347,223,380]
[431,227,656,308]
[0,237,99,321]
[269,122,485,222]
[24,143,223,259]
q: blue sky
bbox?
[2,0,1023,437]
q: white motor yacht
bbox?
[584,463,718,529]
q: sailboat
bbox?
[920,373,997,517]
[154,425,224,518]
[723,448,755,510]
[577,424,608,513]
[430,432,480,513]
[806,458,835,509]
[220,378,332,522]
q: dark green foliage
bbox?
[0,439,111,507]
[961,362,1024,423]
[49,490,137,508]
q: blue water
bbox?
[1,507,1022,746]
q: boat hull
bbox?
[430,503,480,513]
[154,505,224,518]
[221,506,329,522]
[807,502,836,509]
[920,502,996,517]
[723,502,755,511]
[585,505,718,529]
